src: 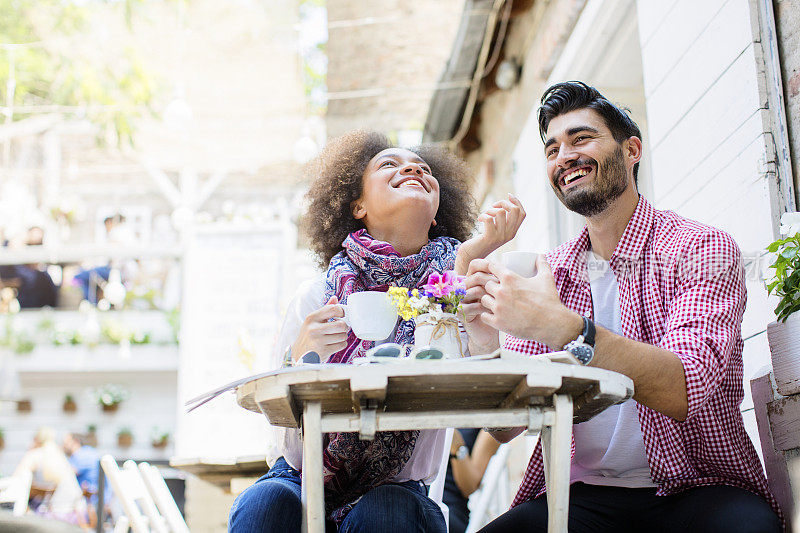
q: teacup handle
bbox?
[339,304,351,327]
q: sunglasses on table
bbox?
[364,343,445,360]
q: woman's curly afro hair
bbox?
[302,130,477,268]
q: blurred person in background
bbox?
[63,432,106,528]
[0,226,58,308]
[72,213,136,304]
[13,427,87,526]
[62,433,100,503]
[443,429,501,533]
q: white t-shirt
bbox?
[570,253,656,488]
[268,275,448,484]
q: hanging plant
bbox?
[117,427,133,448]
[150,428,170,449]
[63,394,77,413]
[17,399,32,413]
[90,384,129,412]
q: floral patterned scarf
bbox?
[319,229,458,521]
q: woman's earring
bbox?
[431,219,437,227]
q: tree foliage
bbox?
[0,0,160,145]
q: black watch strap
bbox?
[582,316,596,347]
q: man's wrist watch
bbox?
[449,445,469,460]
[563,315,596,365]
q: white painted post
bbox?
[542,394,573,533]
[301,401,325,533]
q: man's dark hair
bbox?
[538,81,642,183]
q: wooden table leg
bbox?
[301,401,325,533]
[541,394,573,533]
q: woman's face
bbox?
[352,148,440,233]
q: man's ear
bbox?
[626,136,643,166]
[351,200,366,220]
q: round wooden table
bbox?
[237,353,634,533]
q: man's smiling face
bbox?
[544,108,634,217]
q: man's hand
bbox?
[290,296,349,361]
[466,255,582,350]
[454,194,526,274]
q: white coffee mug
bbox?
[341,291,398,341]
[501,251,539,277]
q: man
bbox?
[63,433,101,503]
[464,81,781,532]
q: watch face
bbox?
[568,343,594,364]
[456,445,469,460]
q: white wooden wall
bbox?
[636,0,779,452]
[0,344,178,476]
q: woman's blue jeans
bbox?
[228,457,446,533]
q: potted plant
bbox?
[90,384,129,412]
[388,270,467,358]
[150,428,170,449]
[16,398,32,413]
[85,424,98,447]
[63,394,77,413]
[117,427,133,448]
[766,212,800,396]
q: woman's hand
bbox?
[462,262,501,354]
[454,194,526,274]
[290,296,349,362]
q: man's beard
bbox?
[555,146,628,217]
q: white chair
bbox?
[137,462,190,533]
[100,455,169,533]
[0,470,32,516]
[113,516,130,533]
[427,427,454,529]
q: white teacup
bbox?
[341,291,398,341]
[501,251,539,278]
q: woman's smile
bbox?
[393,175,430,192]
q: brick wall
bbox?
[325,0,464,138]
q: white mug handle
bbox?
[339,304,351,327]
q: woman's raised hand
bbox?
[290,296,349,362]
[454,193,526,274]
[477,193,526,250]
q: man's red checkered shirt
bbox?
[505,196,780,517]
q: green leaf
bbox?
[778,300,800,322]
[775,297,792,316]
[780,246,798,259]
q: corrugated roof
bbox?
[423,0,495,143]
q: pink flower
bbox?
[423,270,461,298]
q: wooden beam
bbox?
[768,392,800,451]
[750,371,795,521]
[319,408,535,433]
[499,373,563,409]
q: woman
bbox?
[14,428,87,526]
[443,429,502,533]
[228,131,525,532]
